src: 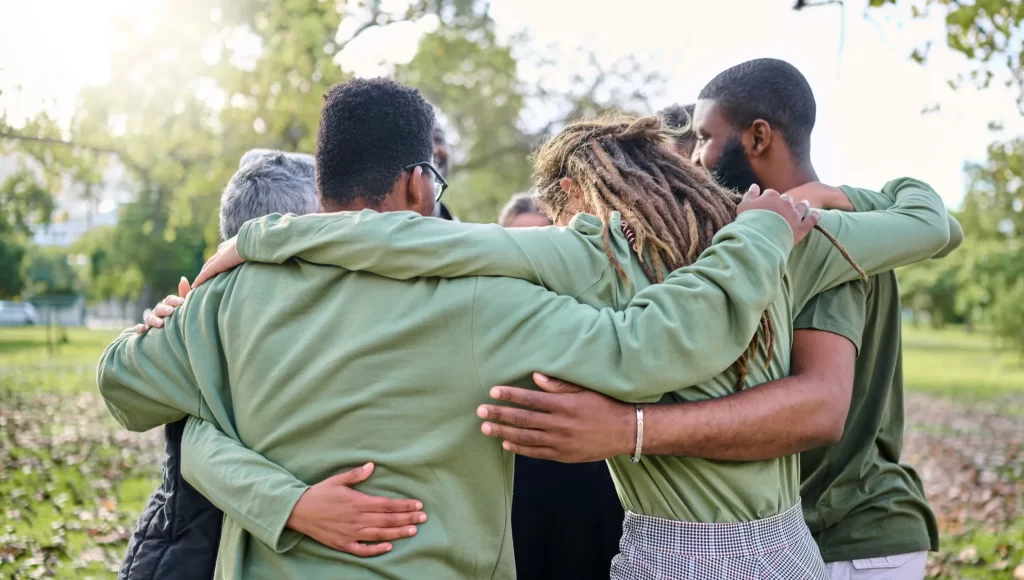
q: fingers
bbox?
[479,421,549,448]
[366,495,424,514]
[792,208,822,245]
[477,403,554,430]
[341,542,393,558]
[192,264,214,289]
[793,200,810,217]
[161,296,184,307]
[177,277,191,299]
[486,386,559,412]
[358,526,419,543]
[533,373,585,394]
[501,440,558,461]
[136,324,147,334]
[363,511,427,529]
[742,183,761,203]
[332,462,375,486]
[145,314,165,329]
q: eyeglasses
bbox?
[404,162,449,202]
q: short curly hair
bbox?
[698,59,816,162]
[316,78,435,207]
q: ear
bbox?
[748,119,773,158]
[405,166,426,209]
[559,176,575,194]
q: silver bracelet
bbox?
[631,404,644,464]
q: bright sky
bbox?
[2,0,1022,208]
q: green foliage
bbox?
[869,0,1024,114]
[23,246,79,297]
[0,237,26,298]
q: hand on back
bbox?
[135,277,191,334]
[737,184,820,245]
[785,182,854,211]
[286,462,427,557]
[135,236,247,334]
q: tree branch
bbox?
[0,132,146,177]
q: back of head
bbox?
[239,149,316,170]
[533,114,738,279]
[658,103,697,157]
[498,193,545,227]
[316,77,435,209]
[533,114,770,388]
[698,58,815,161]
[220,151,318,240]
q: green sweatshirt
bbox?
[173,178,953,574]
[99,209,800,580]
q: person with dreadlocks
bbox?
[182,109,953,577]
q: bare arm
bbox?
[478,329,856,462]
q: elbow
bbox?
[808,401,847,447]
[814,417,845,446]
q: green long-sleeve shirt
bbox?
[98,209,799,580]
[178,178,954,564]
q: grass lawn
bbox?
[902,325,1024,401]
[1,324,1022,578]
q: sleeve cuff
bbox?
[792,320,863,356]
[235,220,257,262]
[264,483,310,553]
[733,209,795,251]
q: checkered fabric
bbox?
[610,503,828,580]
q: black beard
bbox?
[710,137,760,193]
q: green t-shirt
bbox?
[795,188,944,563]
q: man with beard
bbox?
[431,124,459,221]
[688,58,947,578]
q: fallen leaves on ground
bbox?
[0,387,161,579]
[905,393,1024,579]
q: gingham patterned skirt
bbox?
[609,503,828,580]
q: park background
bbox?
[1,0,1023,578]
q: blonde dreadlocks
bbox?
[532,114,864,389]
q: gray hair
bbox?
[239,148,315,169]
[498,193,543,227]
[220,150,319,240]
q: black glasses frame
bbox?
[404,162,449,202]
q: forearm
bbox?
[181,417,307,552]
[237,211,544,282]
[644,376,844,460]
[97,328,199,432]
[477,210,794,403]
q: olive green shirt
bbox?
[177,178,954,567]
[795,185,954,562]
[99,209,798,580]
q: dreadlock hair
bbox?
[533,114,863,389]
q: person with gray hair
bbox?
[123,150,423,580]
[498,193,552,228]
[220,151,320,239]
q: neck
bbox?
[322,199,385,214]
[759,161,818,193]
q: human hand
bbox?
[135,277,190,334]
[737,184,820,245]
[191,236,245,290]
[285,462,426,557]
[785,182,854,211]
[477,373,634,463]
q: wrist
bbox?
[285,488,313,534]
[616,401,637,457]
